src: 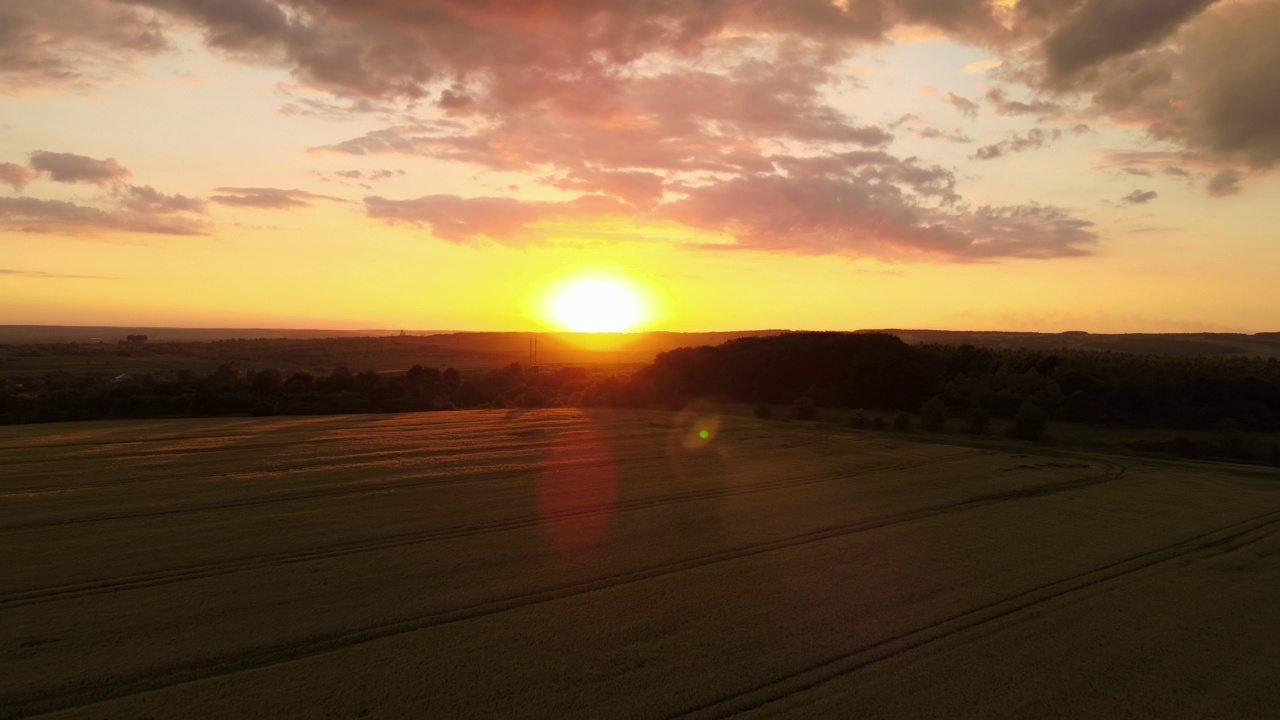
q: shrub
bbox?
[966,406,991,434]
[1008,401,1048,441]
[892,411,912,432]
[846,410,874,429]
[753,401,772,419]
[920,396,947,432]
[791,396,817,421]
[1213,417,1247,458]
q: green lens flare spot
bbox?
[699,429,710,440]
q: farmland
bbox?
[2,410,1278,718]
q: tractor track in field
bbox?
[0,445,679,530]
[0,451,981,609]
[0,425,834,524]
[0,461,1125,719]
[667,501,1280,720]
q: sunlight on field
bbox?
[1,410,1278,718]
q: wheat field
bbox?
[2,408,1277,718]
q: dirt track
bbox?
[2,409,1277,718]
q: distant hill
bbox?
[871,329,1280,359]
[2,327,1278,378]
[0,326,392,343]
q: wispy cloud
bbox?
[0,268,108,279]
[972,129,1063,161]
[1122,190,1158,205]
[210,187,348,209]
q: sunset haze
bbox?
[2,0,1278,333]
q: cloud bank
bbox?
[4,0,1273,254]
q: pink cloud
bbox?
[28,151,132,185]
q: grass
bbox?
[1,409,1277,718]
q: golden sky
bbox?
[1,0,1278,332]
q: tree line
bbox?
[3,332,1278,462]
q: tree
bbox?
[1008,401,1048,441]
[966,406,991,434]
[1213,417,1247,458]
[920,396,947,431]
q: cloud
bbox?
[1122,189,1158,204]
[916,127,972,144]
[942,91,979,118]
[28,151,132,184]
[1207,169,1241,197]
[971,128,1062,160]
[0,162,38,191]
[363,193,632,247]
[104,0,1010,103]
[542,168,666,211]
[985,87,1063,117]
[0,194,209,235]
[660,174,1093,261]
[0,0,170,93]
[0,268,107,279]
[316,44,891,184]
[23,1,1207,265]
[0,148,209,235]
[365,145,1094,262]
[209,187,347,209]
[1041,0,1219,85]
[1019,2,1280,172]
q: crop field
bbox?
[2,409,1278,719]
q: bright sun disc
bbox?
[547,277,648,332]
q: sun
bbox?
[546,276,650,332]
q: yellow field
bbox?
[2,410,1277,719]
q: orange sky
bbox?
[2,0,1278,333]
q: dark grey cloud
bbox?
[1172,2,1280,168]
[1042,0,1219,84]
[1022,2,1279,172]
[1122,189,1158,204]
[28,151,132,185]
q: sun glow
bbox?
[545,276,650,332]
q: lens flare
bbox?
[537,424,618,553]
